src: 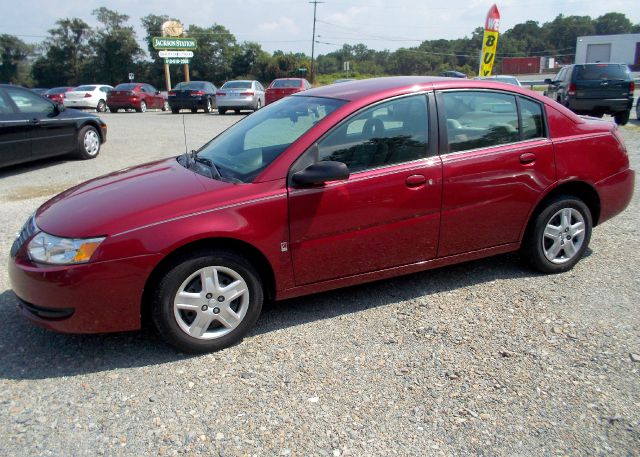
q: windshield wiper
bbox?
[189,150,221,179]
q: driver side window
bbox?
[317,94,429,173]
[5,87,53,114]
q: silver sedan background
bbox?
[215,80,265,114]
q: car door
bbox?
[0,88,32,167]
[288,93,442,285]
[435,90,555,257]
[546,67,564,101]
[5,86,77,160]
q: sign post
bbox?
[128,72,134,82]
[479,4,500,76]
[153,27,197,91]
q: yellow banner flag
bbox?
[479,4,500,76]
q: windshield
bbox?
[576,64,631,81]
[271,79,302,88]
[175,82,207,90]
[221,81,252,89]
[74,85,96,92]
[114,83,138,90]
[192,96,347,182]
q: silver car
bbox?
[64,84,114,112]
[473,75,522,87]
[215,80,265,114]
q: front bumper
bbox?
[9,253,162,333]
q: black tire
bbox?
[254,99,262,111]
[614,110,630,126]
[109,107,119,113]
[218,108,226,115]
[191,107,198,113]
[204,98,212,113]
[75,125,101,160]
[96,99,106,112]
[152,249,264,353]
[234,109,240,114]
[521,195,592,274]
[171,108,180,114]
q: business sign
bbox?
[479,4,500,76]
[165,58,191,65]
[153,37,197,50]
[158,51,194,58]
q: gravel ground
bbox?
[0,111,638,456]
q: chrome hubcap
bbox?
[173,266,249,340]
[83,130,100,156]
[542,208,585,264]
[140,102,146,112]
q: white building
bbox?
[575,34,640,70]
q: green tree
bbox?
[0,34,33,85]
[32,18,92,87]
[232,42,269,79]
[187,24,237,85]
[594,12,633,35]
[87,7,143,84]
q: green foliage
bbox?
[0,34,33,85]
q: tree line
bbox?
[1,8,638,88]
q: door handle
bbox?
[30,118,40,125]
[519,152,536,164]
[405,174,427,187]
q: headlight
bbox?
[27,232,105,265]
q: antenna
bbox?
[182,112,188,154]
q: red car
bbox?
[44,86,75,104]
[106,82,168,113]
[265,78,311,105]
[9,77,634,353]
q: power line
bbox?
[309,1,324,82]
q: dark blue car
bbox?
[168,81,217,114]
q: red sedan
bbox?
[9,77,634,353]
[106,82,168,113]
[44,86,75,104]
[265,78,311,105]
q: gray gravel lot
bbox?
[0,111,638,456]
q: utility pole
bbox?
[309,1,323,83]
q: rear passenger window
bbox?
[317,94,430,172]
[519,98,545,140]
[442,91,518,153]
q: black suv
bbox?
[544,63,634,125]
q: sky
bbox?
[2,0,639,56]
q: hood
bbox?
[36,158,236,238]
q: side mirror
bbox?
[292,161,349,187]
[156,90,160,95]
[53,103,65,114]
[544,78,552,84]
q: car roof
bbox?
[296,76,540,103]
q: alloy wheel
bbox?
[542,208,586,264]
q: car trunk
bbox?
[66,91,92,100]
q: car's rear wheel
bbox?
[96,100,106,112]
[218,108,226,115]
[171,108,179,114]
[152,250,264,353]
[162,100,169,111]
[191,107,198,113]
[254,99,262,111]
[109,107,119,113]
[614,110,630,126]
[234,109,240,114]
[521,195,592,274]
[204,98,212,113]
[75,125,101,160]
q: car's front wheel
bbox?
[152,250,264,353]
[521,195,592,273]
[137,101,147,113]
[75,125,101,160]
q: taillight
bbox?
[84,93,92,98]
[216,92,225,96]
[190,91,205,96]
[612,125,628,156]
[168,91,176,96]
[240,91,254,96]
[630,81,635,92]
[567,83,576,95]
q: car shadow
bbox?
[0,155,74,178]
[0,251,555,381]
